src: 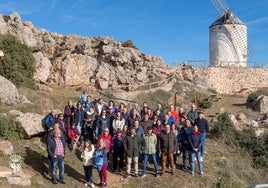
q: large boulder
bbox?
[9,110,45,137]
[252,95,268,114]
[0,76,20,105]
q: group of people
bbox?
[44,93,209,187]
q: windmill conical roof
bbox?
[209,10,245,28]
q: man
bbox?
[44,110,57,131]
[187,103,200,125]
[159,124,177,175]
[141,126,160,177]
[123,126,141,178]
[47,125,66,184]
[140,113,153,132]
[194,111,209,161]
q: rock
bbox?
[252,95,268,114]
[0,75,20,105]
[229,114,237,125]
[9,111,46,137]
[0,141,13,155]
[244,119,259,127]
[0,165,12,178]
[6,174,31,187]
[236,113,246,121]
[33,52,52,83]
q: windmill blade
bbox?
[211,0,230,14]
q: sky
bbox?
[0,0,268,67]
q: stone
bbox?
[0,165,12,178]
[0,141,13,155]
[0,76,20,105]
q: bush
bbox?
[199,98,212,109]
[0,34,36,89]
[211,113,268,169]
[246,91,263,106]
[0,114,24,140]
[121,40,138,49]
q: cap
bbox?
[147,126,153,130]
[104,127,109,132]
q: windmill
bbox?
[209,0,254,67]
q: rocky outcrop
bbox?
[0,75,20,105]
[9,110,45,137]
[0,12,167,90]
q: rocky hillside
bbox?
[0,12,172,90]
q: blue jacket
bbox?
[46,134,66,158]
[44,113,57,130]
[112,135,125,153]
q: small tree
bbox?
[0,34,36,89]
[121,40,138,50]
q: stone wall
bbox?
[195,67,268,94]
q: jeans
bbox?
[113,150,124,170]
[51,156,64,181]
[200,133,207,157]
[190,151,203,174]
[84,165,93,183]
[142,153,159,175]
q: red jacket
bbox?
[97,133,112,153]
[67,127,80,140]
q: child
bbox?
[81,140,95,187]
[67,122,81,150]
[94,139,108,187]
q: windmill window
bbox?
[219,26,221,29]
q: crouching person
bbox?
[46,127,66,184]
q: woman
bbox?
[94,139,108,187]
[81,140,95,187]
[112,111,125,134]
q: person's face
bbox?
[134,121,139,127]
[104,129,109,135]
[186,120,191,126]
[102,110,106,116]
[84,141,90,147]
[165,126,170,132]
[147,129,152,134]
[194,125,198,132]
[99,140,105,147]
[130,128,135,135]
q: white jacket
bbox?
[81,145,95,166]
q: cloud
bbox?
[248,16,268,25]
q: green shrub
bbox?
[121,40,138,49]
[0,114,24,140]
[211,113,268,169]
[199,98,212,109]
[246,91,263,106]
[0,34,36,89]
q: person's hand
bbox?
[53,155,57,158]
[193,148,198,152]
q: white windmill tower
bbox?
[209,0,253,67]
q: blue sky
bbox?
[0,0,268,66]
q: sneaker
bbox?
[141,174,146,178]
[125,173,130,178]
[190,171,194,176]
[194,157,196,161]
[200,171,204,176]
[102,183,107,187]
[90,183,95,188]
[134,173,139,177]
[155,173,160,177]
[85,183,88,186]
[200,157,203,162]
[58,180,66,184]
[52,180,57,184]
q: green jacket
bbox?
[124,133,141,157]
[142,133,157,154]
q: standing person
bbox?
[178,119,193,169]
[79,91,88,107]
[141,126,160,178]
[194,111,209,161]
[46,127,66,184]
[187,103,200,125]
[97,128,112,162]
[95,98,105,116]
[170,105,179,125]
[159,124,177,176]
[85,95,95,112]
[152,119,165,164]
[123,126,141,178]
[111,128,125,172]
[44,110,57,132]
[84,107,97,143]
[170,123,179,165]
[64,100,75,128]
[96,109,110,136]
[189,124,203,176]
[112,111,125,134]
[94,139,108,187]
[73,101,84,135]
[140,113,153,132]
[81,140,95,187]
